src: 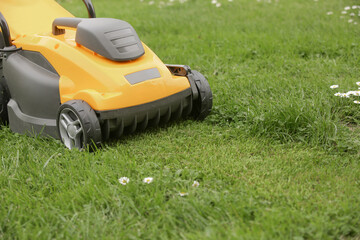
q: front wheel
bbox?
[57,100,102,151]
[191,70,213,120]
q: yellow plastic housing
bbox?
[0,0,190,111]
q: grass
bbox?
[1,0,360,239]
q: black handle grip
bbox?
[0,12,12,47]
[82,0,96,18]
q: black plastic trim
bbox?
[96,88,191,120]
[95,88,193,139]
[3,53,60,120]
[7,99,58,138]
[20,50,59,76]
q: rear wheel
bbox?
[191,70,213,120]
[57,100,102,151]
[0,80,9,124]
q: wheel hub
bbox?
[67,124,78,139]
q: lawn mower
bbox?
[0,0,212,150]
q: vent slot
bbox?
[104,28,132,39]
[117,44,139,54]
[111,36,136,46]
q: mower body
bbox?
[0,0,212,149]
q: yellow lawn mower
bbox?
[0,0,212,150]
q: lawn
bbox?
[1,0,360,239]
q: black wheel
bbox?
[191,70,213,120]
[57,100,102,151]
[0,80,9,124]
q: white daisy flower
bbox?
[216,3,221,7]
[348,19,354,23]
[118,177,130,185]
[334,92,342,97]
[143,177,153,184]
[354,100,360,104]
[356,82,360,86]
[350,13,356,16]
[330,85,339,89]
[345,91,360,97]
[327,12,333,15]
[342,11,348,14]
[192,181,200,187]
[346,91,355,96]
[352,5,358,9]
[345,6,351,11]
[179,192,189,197]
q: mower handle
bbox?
[0,12,12,47]
[82,0,96,18]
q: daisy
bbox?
[334,92,341,97]
[346,91,356,96]
[179,192,189,197]
[330,85,339,89]
[192,181,200,187]
[143,177,153,184]
[354,100,360,104]
[356,82,360,86]
[118,177,130,185]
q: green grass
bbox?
[1,0,360,239]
